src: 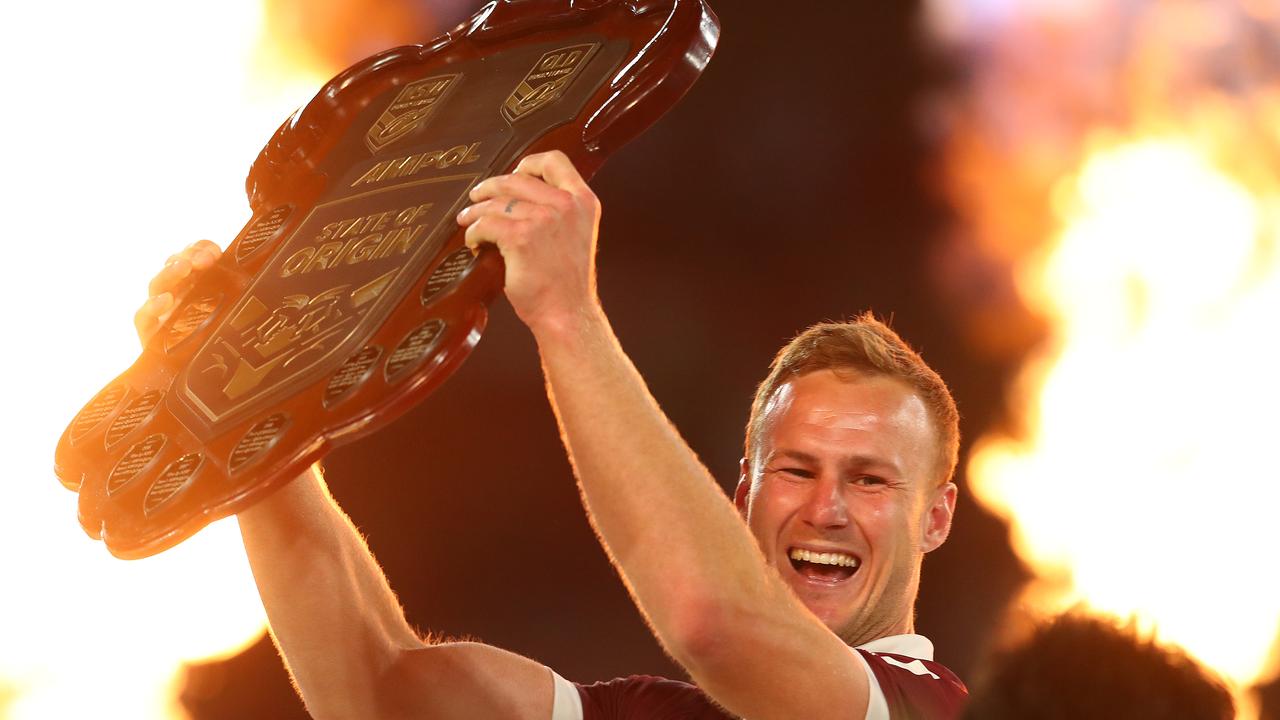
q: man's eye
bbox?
[777,467,814,479]
[852,475,886,486]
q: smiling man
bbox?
[141,151,966,719]
[458,150,966,719]
[731,326,965,717]
[740,324,961,644]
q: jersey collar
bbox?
[857,634,934,660]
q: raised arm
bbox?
[459,152,870,720]
[137,243,556,720]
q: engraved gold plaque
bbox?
[236,206,293,263]
[105,390,163,448]
[70,384,127,444]
[421,249,475,306]
[144,453,203,515]
[164,294,221,352]
[229,414,290,474]
[323,347,383,408]
[107,434,166,496]
[385,320,446,380]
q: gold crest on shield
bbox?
[502,43,599,123]
[366,74,459,153]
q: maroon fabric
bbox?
[576,675,732,719]
[858,650,968,720]
[576,656,968,719]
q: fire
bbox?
[2,1,329,718]
[970,136,1280,688]
[927,0,1280,712]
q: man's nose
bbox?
[801,477,849,529]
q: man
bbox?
[962,612,1234,719]
[139,151,965,719]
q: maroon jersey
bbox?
[575,675,729,719]
[857,647,967,720]
[555,635,967,720]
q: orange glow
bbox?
[2,1,330,718]
[972,136,1280,690]
[928,0,1280,715]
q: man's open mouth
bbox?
[788,547,860,583]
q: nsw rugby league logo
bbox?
[366,74,459,153]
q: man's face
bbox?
[735,369,955,645]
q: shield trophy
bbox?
[55,0,719,559]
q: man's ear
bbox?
[921,482,957,553]
[734,457,751,518]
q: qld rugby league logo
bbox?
[366,74,459,153]
[502,43,599,122]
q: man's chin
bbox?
[791,585,864,632]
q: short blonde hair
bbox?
[745,313,960,485]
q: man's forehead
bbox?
[760,378,796,420]
[757,370,936,466]
[765,446,903,476]
[765,369,923,421]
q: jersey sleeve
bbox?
[571,675,732,720]
[552,670,584,720]
[856,650,968,720]
[556,658,964,720]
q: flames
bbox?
[929,0,1280,712]
[971,136,1280,685]
[2,1,329,718]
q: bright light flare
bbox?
[971,137,1280,689]
[925,0,1280,712]
[1,1,330,718]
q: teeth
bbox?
[789,548,859,568]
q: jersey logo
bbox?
[881,656,941,680]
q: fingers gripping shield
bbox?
[54,0,719,558]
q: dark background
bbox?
[182,1,1033,716]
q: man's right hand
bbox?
[133,239,222,347]
[457,150,602,339]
